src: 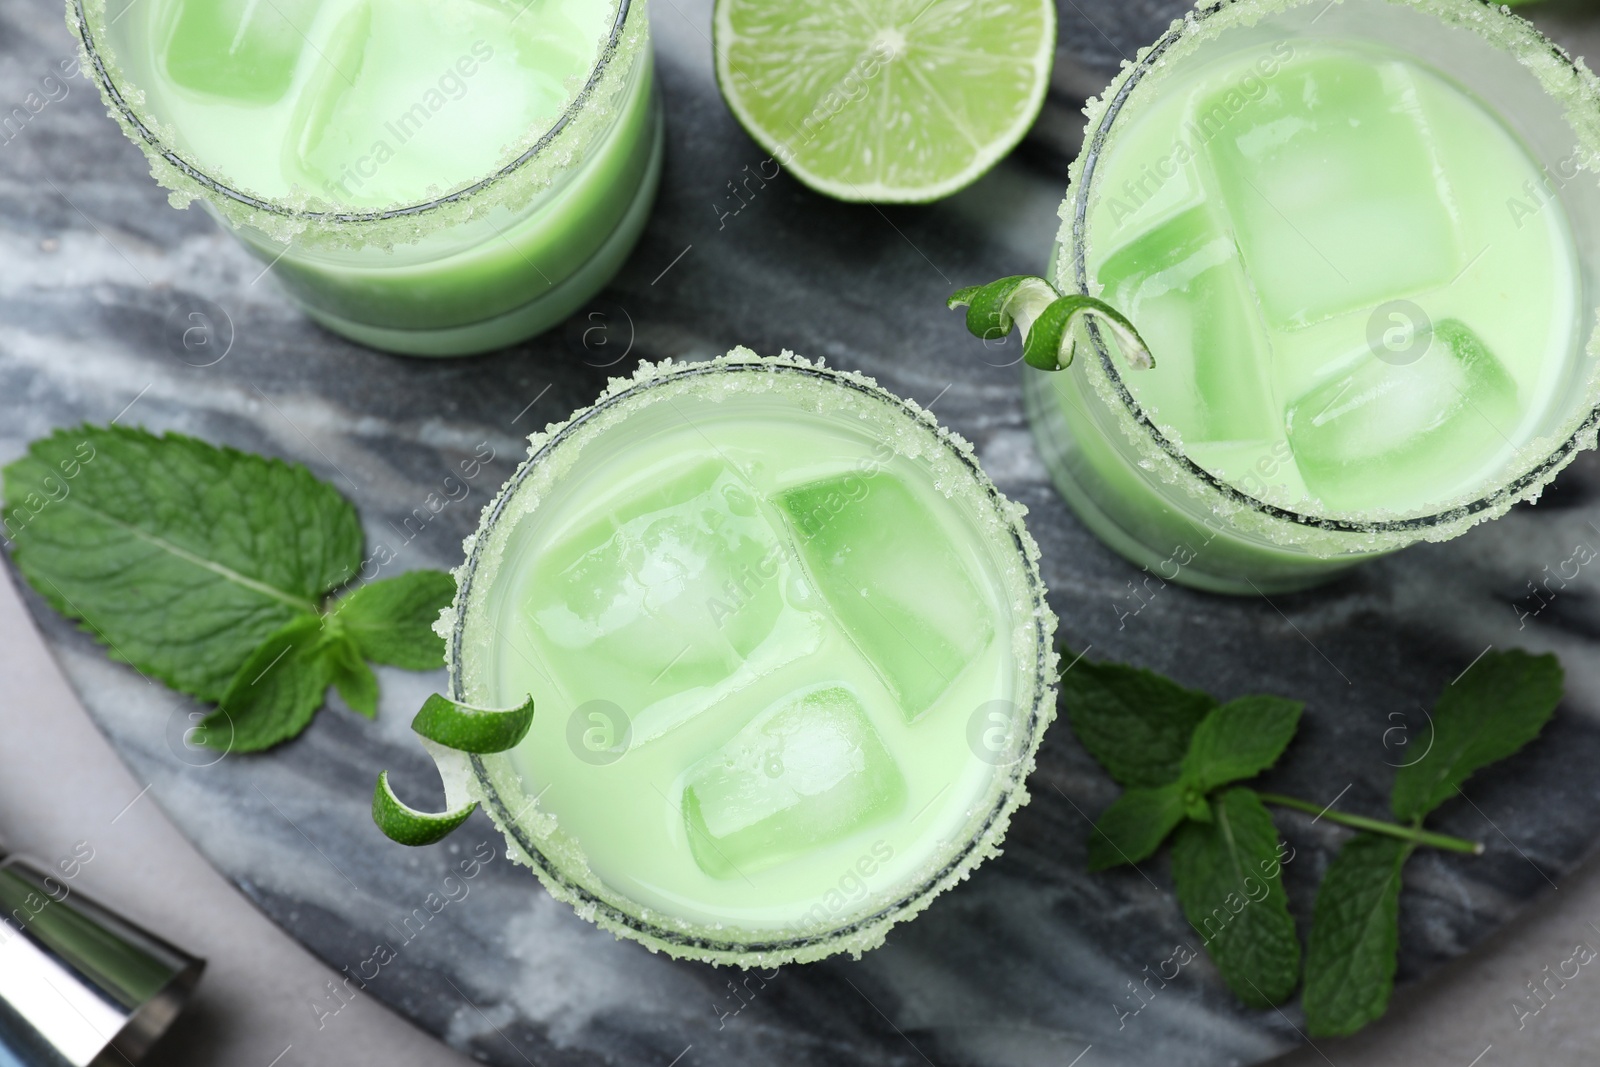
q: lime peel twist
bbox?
[373,770,477,847]
[373,693,535,846]
[948,276,1154,372]
[410,693,536,753]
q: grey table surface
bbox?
[6,0,1600,1065]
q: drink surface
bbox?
[469,382,1028,931]
[1087,39,1579,516]
[107,0,616,208]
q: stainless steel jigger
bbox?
[0,854,204,1066]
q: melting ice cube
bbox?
[776,472,992,722]
[1097,203,1281,444]
[1285,319,1520,512]
[1202,54,1465,328]
[283,0,587,206]
[161,0,324,104]
[682,685,905,879]
[525,459,787,713]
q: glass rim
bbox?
[447,357,1057,959]
[1069,0,1600,536]
[69,0,634,225]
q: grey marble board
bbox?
[5,0,1600,1064]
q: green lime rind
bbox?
[410,693,535,754]
[949,277,1154,371]
[948,274,1031,339]
[372,770,477,846]
[377,691,527,845]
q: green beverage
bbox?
[1024,0,1600,592]
[73,0,662,355]
[432,352,1055,963]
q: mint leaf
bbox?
[1171,787,1300,1007]
[1063,651,1216,787]
[1181,695,1303,794]
[331,570,454,670]
[2,426,360,701]
[1088,783,1187,871]
[1302,833,1410,1036]
[1391,650,1563,821]
[202,616,337,752]
[329,638,378,719]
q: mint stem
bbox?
[1257,792,1484,855]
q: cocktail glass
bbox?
[71,0,663,356]
[429,352,1056,964]
[1024,0,1600,593]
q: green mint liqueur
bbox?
[439,354,1055,962]
[112,0,610,208]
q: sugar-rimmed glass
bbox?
[1025,0,1600,593]
[71,0,662,356]
[432,353,1057,964]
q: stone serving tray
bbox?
[4,0,1600,1063]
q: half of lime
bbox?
[714,0,1056,203]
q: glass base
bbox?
[302,99,665,358]
[1023,366,1376,595]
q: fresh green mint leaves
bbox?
[1180,695,1302,795]
[1172,787,1301,1008]
[333,570,460,671]
[1302,649,1564,1035]
[3,425,456,752]
[1087,782,1187,869]
[1065,652,1302,1006]
[1389,649,1564,822]
[1063,655,1215,788]
[1301,833,1409,1035]
[1065,647,1562,1035]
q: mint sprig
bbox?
[3,425,457,752]
[329,636,380,719]
[1076,674,1304,1006]
[204,615,338,751]
[1302,649,1562,1036]
[4,425,358,700]
[1088,783,1186,870]
[1067,647,1561,1032]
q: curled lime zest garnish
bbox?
[410,693,536,753]
[372,770,477,846]
[373,693,532,846]
[948,276,1154,371]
